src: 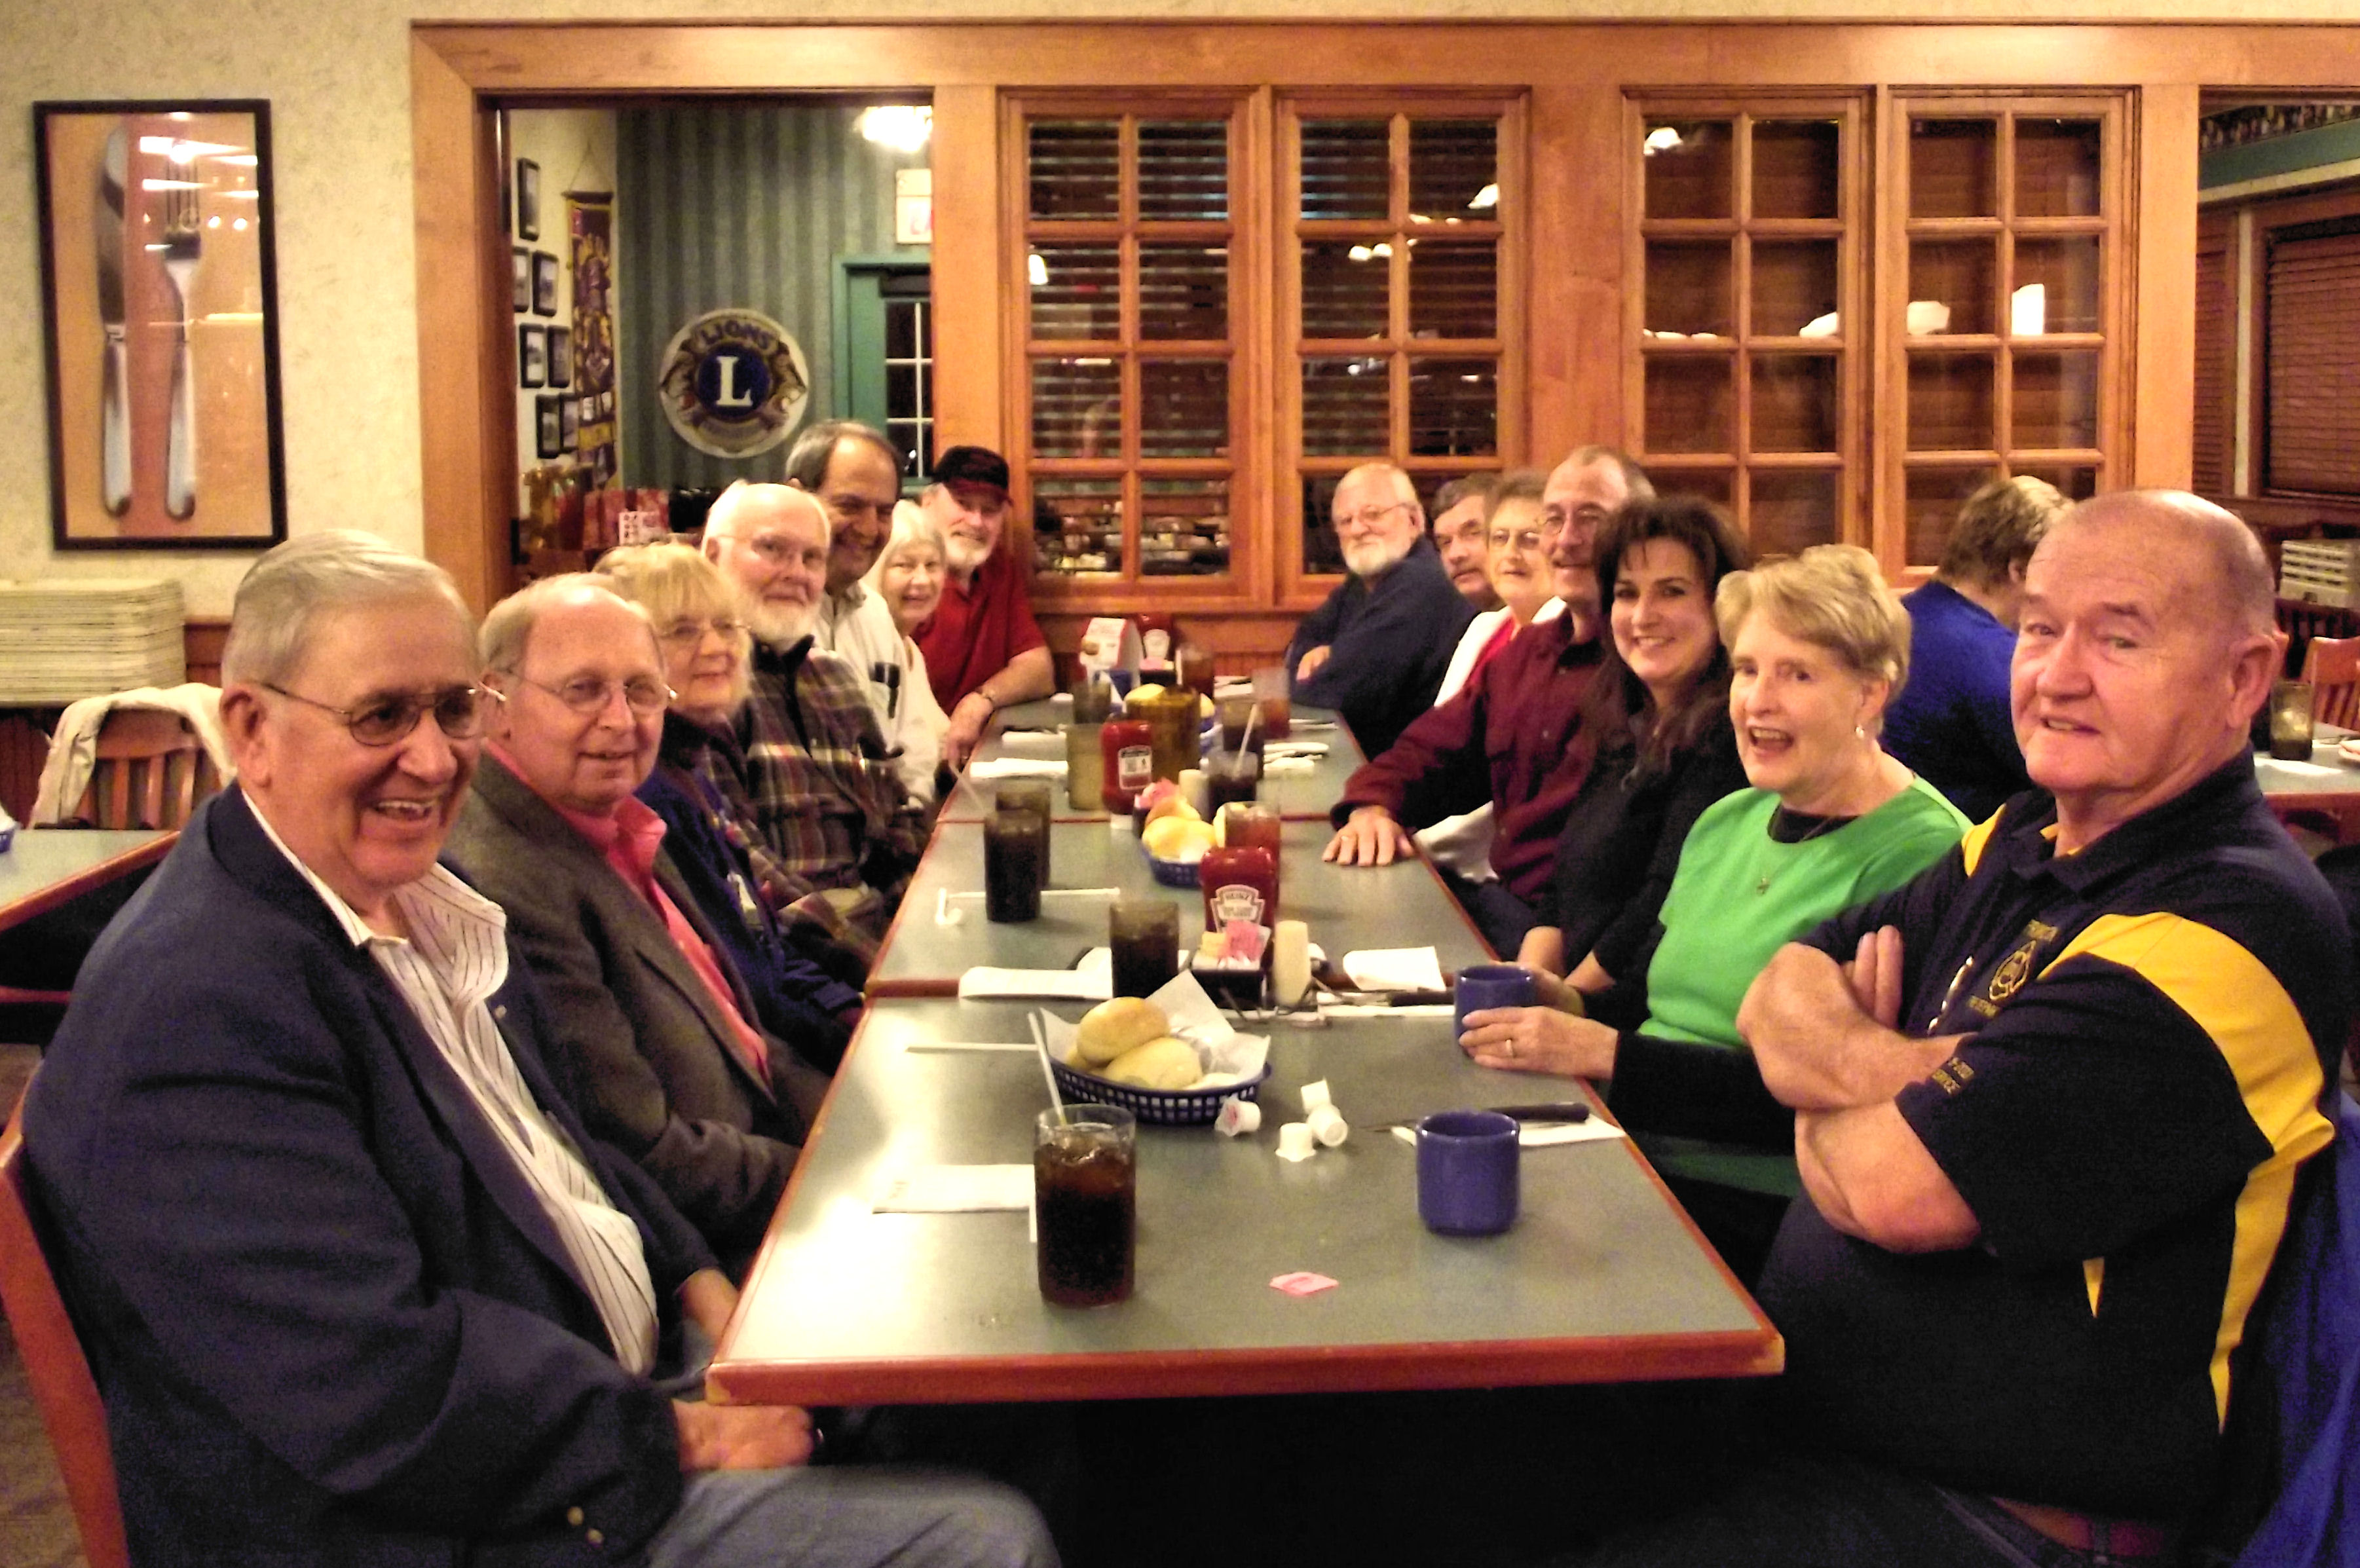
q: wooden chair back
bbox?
[2304,636,2360,733]
[0,1092,132,1568]
[69,709,220,831]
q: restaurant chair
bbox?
[2229,1091,2360,1567]
[64,708,222,832]
[0,1089,133,1568]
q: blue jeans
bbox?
[1579,1452,2168,1568]
[648,1465,1059,1568]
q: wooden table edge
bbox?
[705,1327,1784,1406]
[0,831,177,935]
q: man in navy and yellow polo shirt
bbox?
[1588,492,2347,1567]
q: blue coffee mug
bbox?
[1416,1109,1520,1236]
[1454,963,1537,1043]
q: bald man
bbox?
[1287,462,1479,759]
[1590,494,2351,1565]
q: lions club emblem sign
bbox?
[657,308,810,460]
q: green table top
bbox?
[0,827,172,935]
[709,998,1780,1406]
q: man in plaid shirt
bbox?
[702,482,927,969]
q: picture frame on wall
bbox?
[547,326,572,388]
[560,396,580,446]
[533,250,559,316]
[33,98,288,550]
[517,157,540,240]
[512,246,530,312]
[536,394,564,460]
[518,324,546,388]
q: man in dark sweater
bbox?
[1288,462,1478,760]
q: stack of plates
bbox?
[0,579,185,704]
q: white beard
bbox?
[748,599,815,648]
[1342,533,1414,580]
[945,532,994,576]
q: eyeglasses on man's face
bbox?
[1332,501,1412,533]
[492,673,676,719]
[263,682,489,747]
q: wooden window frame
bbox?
[1279,92,1527,610]
[1624,92,1869,555]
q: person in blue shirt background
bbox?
[1882,476,2068,823]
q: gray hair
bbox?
[862,500,951,599]
[478,573,654,675]
[2052,491,2276,639]
[784,419,899,491]
[1556,445,1657,504]
[221,531,473,687]
[703,480,831,548]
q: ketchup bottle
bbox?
[1100,719,1155,815]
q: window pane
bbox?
[1138,121,1229,221]
[1032,358,1122,458]
[885,301,918,360]
[1140,243,1228,340]
[1904,466,1991,565]
[2012,237,2103,336]
[1909,238,1997,337]
[1301,241,1389,339]
[886,364,918,421]
[1408,119,1498,222]
[1642,121,1732,221]
[1030,121,1119,220]
[1141,477,1230,576]
[1302,475,1347,574]
[2012,351,2101,451]
[1751,121,1840,221]
[1645,356,1734,453]
[1911,119,1998,219]
[1035,476,1124,574]
[2010,463,2099,501]
[1410,241,1497,340]
[1140,360,1229,458]
[1030,244,1120,341]
[1645,241,1732,339]
[1302,358,1389,455]
[885,420,926,479]
[1751,355,1840,453]
[1300,119,1390,220]
[1751,240,1839,337]
[1906,353,1995,452]
[1408,359,1497,458]
[2015,119,2102,219]
[1651,468,1734,509]
[1749,470,1841,557]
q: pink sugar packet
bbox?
[1269,1271,1338,1297]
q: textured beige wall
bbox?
[1,0,2353,614]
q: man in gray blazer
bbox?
[447,575,833,1271]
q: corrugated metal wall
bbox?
[616,100,926,491]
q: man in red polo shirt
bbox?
[912,445,1055,768]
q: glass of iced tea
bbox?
[1036,1104,1136,1307]
[1251,665,1292,740]
[1108,899,1179,998]
[995,781,1055,887]
[984,808,1045,923]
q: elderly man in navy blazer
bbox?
[22,532,1055,1568]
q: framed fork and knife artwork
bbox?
[33,100,287,550]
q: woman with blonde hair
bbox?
[597,540,862,1068]
[1461,543,1968,1279]
[859,500,955,802]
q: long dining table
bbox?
[708,701,1782,1407]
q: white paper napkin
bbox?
[958,946,1114,1001]
[2268,756,2343,778]
[969,756,1068,779]
[994,729,1066,751]
[1263,740,1330,759]
[1343,947,1446,993]
[874,1165,1035,1212]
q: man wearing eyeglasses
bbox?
[24,532,1055,1568]
[1286,462,1480,762]
[783,421,941,799]
[446,576,834,1271]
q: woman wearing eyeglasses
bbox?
[595,542,865,1072]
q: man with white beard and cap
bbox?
[1286,461,1480,761]
[911,445,1055,771]
[701,483,925,970]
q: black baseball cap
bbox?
[934,445,1011,507]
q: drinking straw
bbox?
[1028,1012,1067,1123]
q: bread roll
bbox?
[1074,996,1169,1066]
[1103,1036,1202,1091]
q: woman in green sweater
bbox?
[1459,543,1968,1280]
